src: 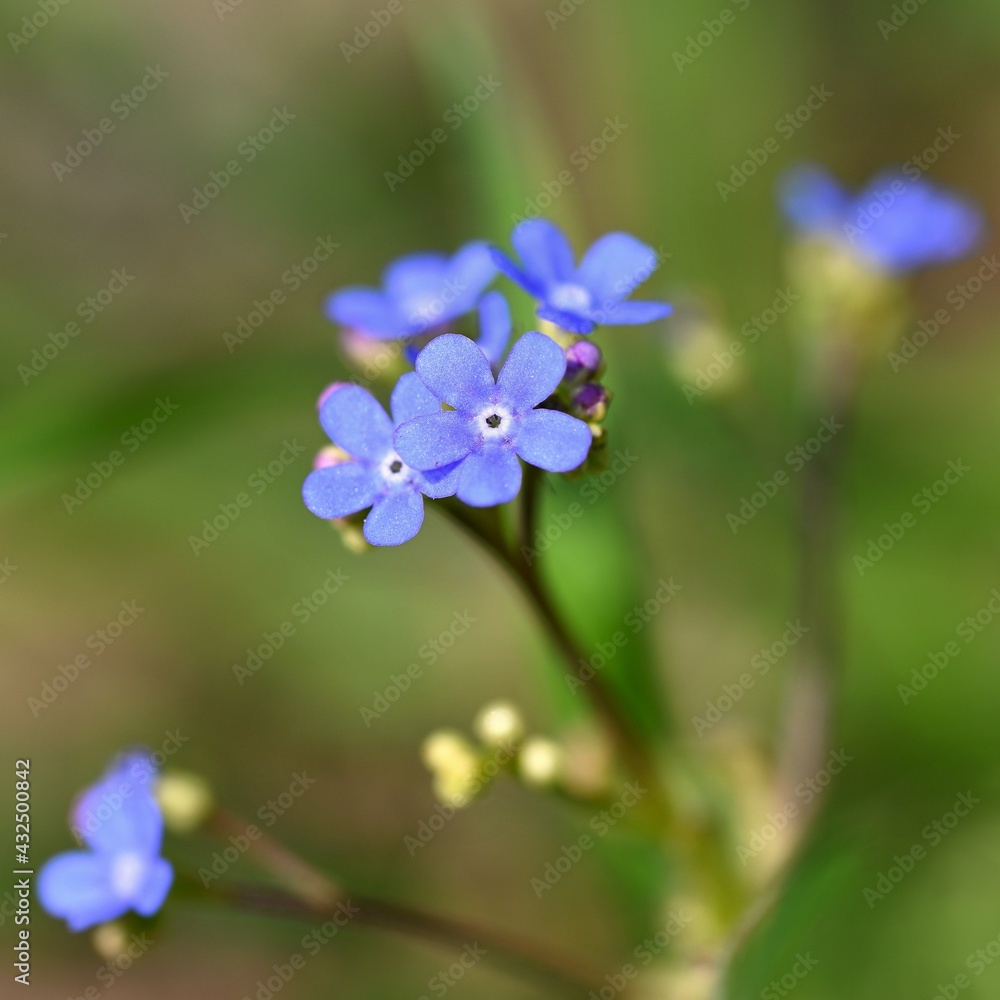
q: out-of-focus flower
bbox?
[394,332,593,507]
[39,752,173,932]
[779,164,983,272]
[326,242,496,340]
[491,219,672,334]
[302,376,461,546]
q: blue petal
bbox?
[778,164,850,233]
[515,409,592,473]
[132,857,173,916]
[591,299,673,326]
[319,385,393,461]
[419,461,463,499]
[512,220,576,285]
[303,463,381,519]
[326,288,403,339]
[414,334,495,411]
[394,412,474,470]
[445,241,498,314]
[390,372,441,426]
[38,852,121,932]
[490,246,546,297]
[576,233,660,307]
[537,304,596,335]
[73,780,163,857]
[497,331,567,412]
[476,292,511,365]
[364,489,424,546]
[457,446,522,507]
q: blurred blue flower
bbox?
[394,332,593,507]
[326,242,497,341]
[779,164,984,272]
[491,219,672,334]
[303,376,460,546]
[38,751,173,932]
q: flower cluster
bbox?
[306,219,671,546]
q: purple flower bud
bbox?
[571,383,612,422]
[564,340,603,381]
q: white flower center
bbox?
[110,851,146,899]
[475,405,513,440]
[549,282,592,313]
[379,451,410,485]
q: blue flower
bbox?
[325,242,497,341]
[490,219,672,334]
[38,752,173,932]
[302,375,460,545]
[779,164,984,272]
[394,332,593,507]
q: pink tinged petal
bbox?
[515,409,592,473]
[511,220,577,285]
[391,372,441,425]
[319,385,393,461]
[577,232,660,306]
[364,489,424,546]
[131,857,173,916]
[303,463,380,519]
[74,782,163,856]
[497,332,567,413]
[414,334,495,411]
[394,412,473,470]
[591,299,673,326]
[38,851,123,932]
[457,447,522,507]
[325,288,401,338]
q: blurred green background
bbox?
[3,0,1000,996]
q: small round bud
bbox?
[91,921,131,961]
[564,340,603,382]
[571,383,612,423]
[421,730,474,771]
[472,701,525,747]
[155,771,214,834]
[518,737,563,787]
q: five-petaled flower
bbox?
[38,751,173,932]
[779,164,984,273]
[326,242,496,341]
[491,219,672,334]
[302,375,460,546]
[394,331,593,507]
